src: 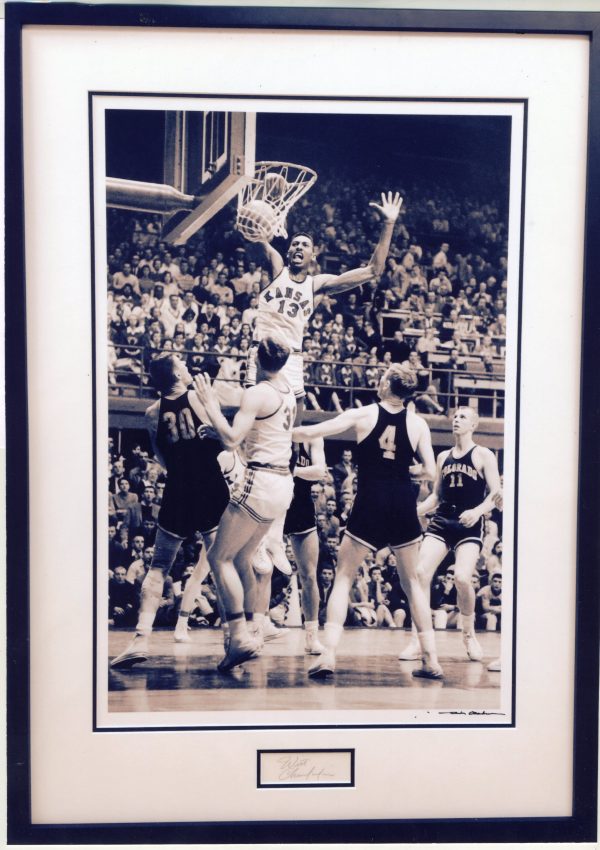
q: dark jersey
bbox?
[347,406,421,550]
[154,392,229,537]
[355,405,414,485]
[284,443,316,536]
[438,446,486,519]
[292,443,314,501]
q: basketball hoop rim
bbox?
[254,160,318,179]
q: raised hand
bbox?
[193,372,216,406]
[369,191,403,223]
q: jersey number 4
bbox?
[378,425,396,459]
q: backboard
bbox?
[105,109,256,245]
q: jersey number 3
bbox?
[378,425,396,459]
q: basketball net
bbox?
[236,161,318,243]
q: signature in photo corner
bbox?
[277,754,335,782]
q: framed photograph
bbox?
[6,3,599,844]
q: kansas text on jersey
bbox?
[254,267,314,352]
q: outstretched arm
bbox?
[193,373,262,450]
[314,192,402,296]
[293,405,370,443]
[257,240,284,285]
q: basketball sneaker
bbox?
[412,661,444,680]
[307,648,336,678]
[248,622,265,652]
[305,631,325,655]
[487,658,501,672]
[217,637,260,673]
[265,538,293,576]
[463,632,483,662]
[110,633,149,669]
[252,539,273,575]
[398,637,422,661]
[262,617,288,642]
[174,618,191,643]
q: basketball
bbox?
[264,171,287,199]
[237,199,278,242]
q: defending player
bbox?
[283,436,327,655]
[245,192,403,418]
[193,336,296,672]
[399,407,502,663]
[293,363,443,679]
[173,449,244,643]
[111,354,230,668]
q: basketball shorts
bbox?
[345,482,422,552]
[230,466,294,523]
[246,346,305,399]
[283,489,316,536]
[158,479,230,539]
[425,513,484,551]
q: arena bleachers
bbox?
[106,174,505,632]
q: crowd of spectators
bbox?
[107,171,505,632]
[108,437,503,634]
[107,173,507,416]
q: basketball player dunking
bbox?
[111,354,230,669]
[399,407,502,664]
[293,363,444,680]
[193,337,296,672]
[243,192,403,579]
[245,192,403,421]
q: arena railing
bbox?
[107,343,505,418]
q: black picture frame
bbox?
[6,4,599,844]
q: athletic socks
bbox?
[461,613,476,635]
[136,611,155,636]
[418,629,439,663]
[323,622,343,650]
[228,612,249,641]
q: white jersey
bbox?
[242,382,296,469]
[254,267,314,352]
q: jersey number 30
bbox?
[378,425,396,459]
[163,409,197,443]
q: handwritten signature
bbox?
[277,755,335,782]
[438,710,506,716]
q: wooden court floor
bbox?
[108,627,502,714]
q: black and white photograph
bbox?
[97,99,519,726]
[9,6,597,836]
